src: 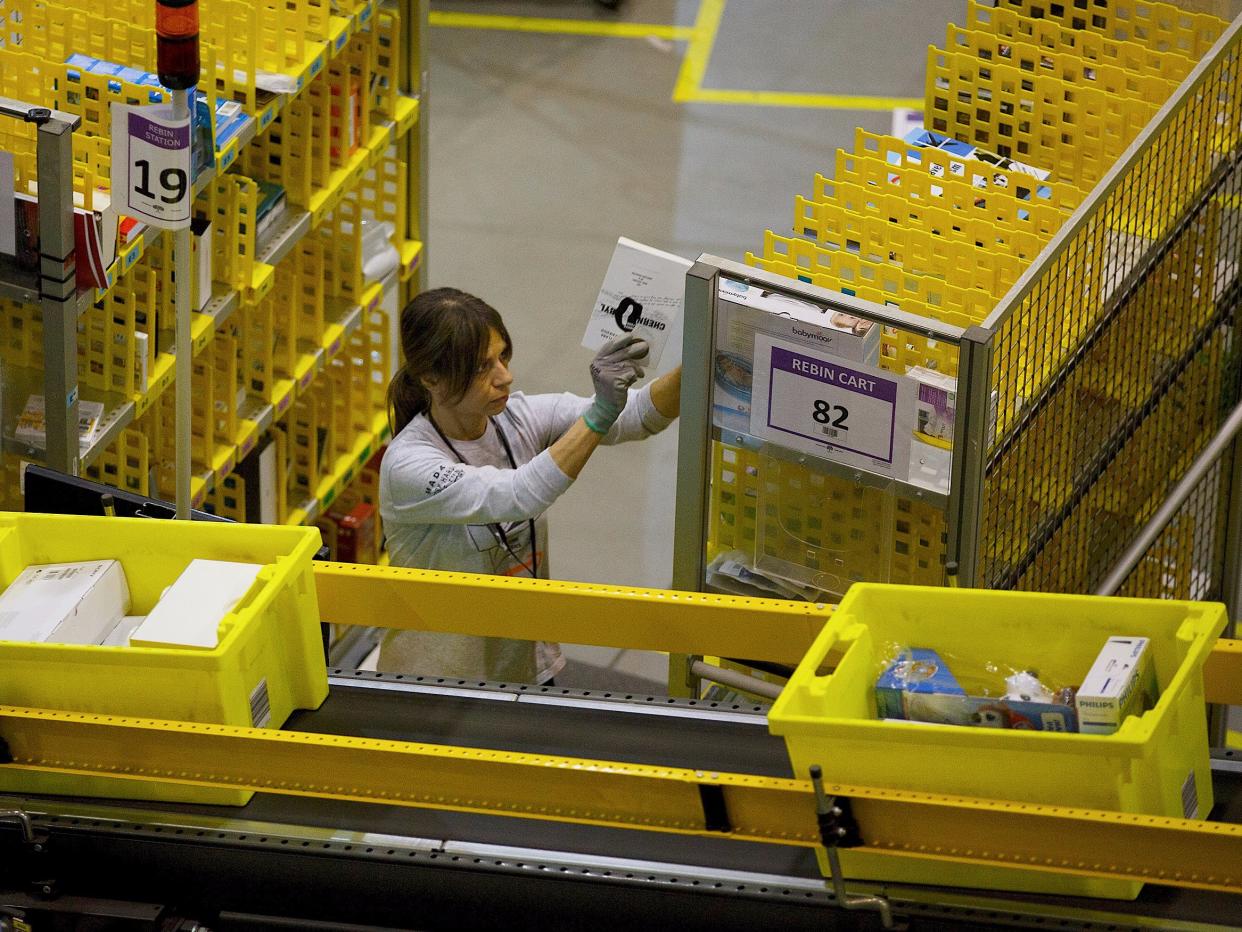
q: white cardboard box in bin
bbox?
[130,559,264,649]
[0,560,130,645]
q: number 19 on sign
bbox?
[110,103,192,230]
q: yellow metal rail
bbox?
[1205,636,1242,705]
[1,704,1240,895]
[311,562,1242,701]
[312,562,829,666]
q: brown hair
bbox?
[387,288,512,435]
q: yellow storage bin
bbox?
[768,583,1225,899]
[0,512,328,805]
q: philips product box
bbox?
[1075,636,1158,735]
[875,648,965,719]
[130,560,263,649]
[0,560,131,645]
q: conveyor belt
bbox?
[3,676,1241,931]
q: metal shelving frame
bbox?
[0,97,81,476]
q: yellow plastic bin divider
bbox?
[994,0,1227,60]
[0,513,328,805]
[768,583,1226,899]
[924,47,1160,191]
[964,0,1196,83]
[944,23,1179,110]
[852,126,1083,216]
[826,153,1069,241]
[84,428,150,498]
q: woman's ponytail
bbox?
[387,365,427,436]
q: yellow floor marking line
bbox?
[428,10,694,41]
[690,88,923,111]
[673,0,923,111]
[428,2,923,112]
[673,0,726,101]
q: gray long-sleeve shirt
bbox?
[377,386,673,683]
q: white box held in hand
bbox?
[130,560,264,650]
[581,237,693,370]
[0,560,131,645]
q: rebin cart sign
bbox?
[750,333,915,478]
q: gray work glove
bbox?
[584,335,649,434]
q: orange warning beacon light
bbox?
[155,0,199,90]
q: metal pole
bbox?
[411,0,429,295]
[1095,399,1242,596]
[688,659,782,701]
[945,326,992,588]
[172,86,194,519]
[35,115,79,476]
[668,262,717,698]
[1209,436,1242,747]
[671,262,716,594]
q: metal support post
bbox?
[809,766,895,930]
[669,262,717,696]
[172,87,194,519]
[945,326,992,588]
[671,262,717,593]
[35,114,79,476]
[1210,437,1242,746]
[404,0,429,297]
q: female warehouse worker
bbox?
[378,287,681,684]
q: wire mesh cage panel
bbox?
[980,19,1242,597]
[1117,454,1227,602]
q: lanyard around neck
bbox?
[428,413,539,579]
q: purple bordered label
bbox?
[764,345,899,464]
[129,112,190,151]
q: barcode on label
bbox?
[249,678,272,729]
[1181,770,1199,819]
[820,426,839,439]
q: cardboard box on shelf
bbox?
[15,395,106,452]
[333,502,377,564]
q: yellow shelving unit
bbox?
[0,0,427,560]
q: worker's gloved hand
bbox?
[584,335,649,434]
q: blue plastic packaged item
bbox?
[63,54,226,178]
[875,648,963,719]
[876,646,1079,731]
